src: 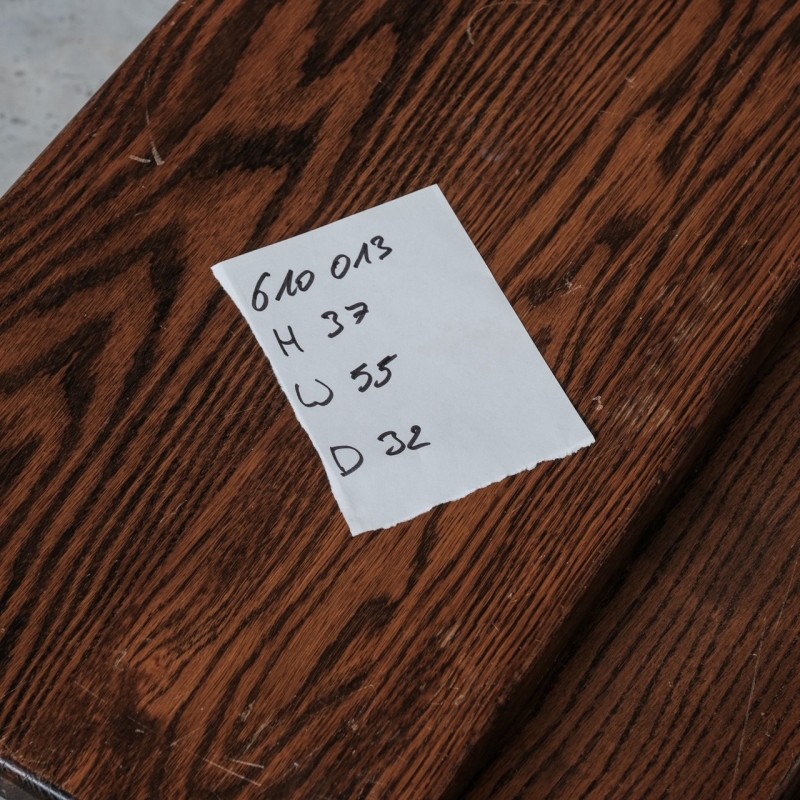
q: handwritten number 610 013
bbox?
[250,236,392,312]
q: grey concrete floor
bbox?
[1,0,175,196]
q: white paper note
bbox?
[212,186,594,535]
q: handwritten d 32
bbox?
[330,424,431,477]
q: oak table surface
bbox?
[1,1,799,798]
[466,317,800,800]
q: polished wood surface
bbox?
[467,317,800,799]
[1,0,799,797]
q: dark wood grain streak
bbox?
[1,0,799,797]
[467,315,800,800]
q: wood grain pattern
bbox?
[467,316,800,800]
[1,0,799,797]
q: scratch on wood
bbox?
[203,758,262,787]
[145,107,165,166]
[125,715,153,732]
[169,726,203,748]
[439,622,460,648]
[230,758,265,769]
[244,721,269,752]
[73,681,102,702]
[143,72,165,166]
[729,619,767,799]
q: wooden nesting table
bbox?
[1,1,798,797]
